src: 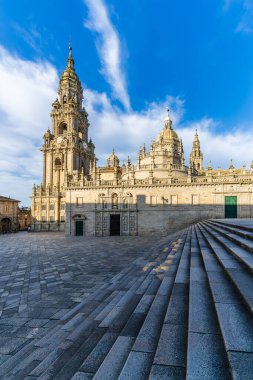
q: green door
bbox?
[225,196,237,218]
[75,221,83,236]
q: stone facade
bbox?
[0,196,20,233]
[31,48,253,236]
[18,206,31,230]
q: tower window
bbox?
[55,158,62,168]
[63,95,67,104]
[59,123,67,135]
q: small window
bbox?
[171,195,178,206]
[123,199,128,209]
[76,197,83,207]
[60,216,65,222]
[42,204,46,210]
[60,203,65,210]
[50,216,54,222]
[49,204,55,211]
[150,196,157,206]
[42,216,46,223]
[102,200,107,209]
[192,195,199,205]
[63,95,67,104]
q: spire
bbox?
[58,42,83,109]
[164,107,172,129]
[67,42,74,68]
[189,129,203,173]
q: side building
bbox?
[31,48,253,236]
[0,196,20,233]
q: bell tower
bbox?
[41,44,96,191]
[189,130,203,174]
[31,45,96,231]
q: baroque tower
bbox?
[189,130,203,174]
[43,45,95,189]
[31,46,96,231]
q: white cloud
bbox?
[0,46,58,205]
[83,0,130,110]
[85,88,253,170]
[223,0,253,34]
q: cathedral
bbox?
[31,47,253,236]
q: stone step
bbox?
[204,222,253,273]
[208,220,253,242]
[200,223,253,313]
[196,224,253,379]
[205,221,253,260]
[27,232,187,379]
[211,219,253,233]
[188,226,232,380]
[92,233,188,379]
[149,228,191,379]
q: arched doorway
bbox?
[0,218,12,233]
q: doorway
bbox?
[75,220,84,236]
[0,218,11,233]
[225,196,237,218]
[110,214,120,236]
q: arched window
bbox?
[123,198,128,209]
[197,163,200,170]
[63,95,67,104]
[127,193,133,204]
[112,193,118,209]
[55,158,62,168]
[59,123,67,135]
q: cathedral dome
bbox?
[156,109,180,142]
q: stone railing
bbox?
[66,173,253,189]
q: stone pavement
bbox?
[0,233,159,373]
[0,223,252,379]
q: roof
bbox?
[0,195,20,203]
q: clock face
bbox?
[57,137,62,144]
[83,141,87,149]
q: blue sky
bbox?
[1,0,253,204]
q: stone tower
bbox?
[189,130,203,173]
[42,45,96,190]
[31,45,96,231]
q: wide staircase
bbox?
[0,220,253,379]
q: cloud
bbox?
[83,0,130,110]
[13,24,43,55]
[0,45,58,205]
[223,0,253,34]
[85,88,253,170]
